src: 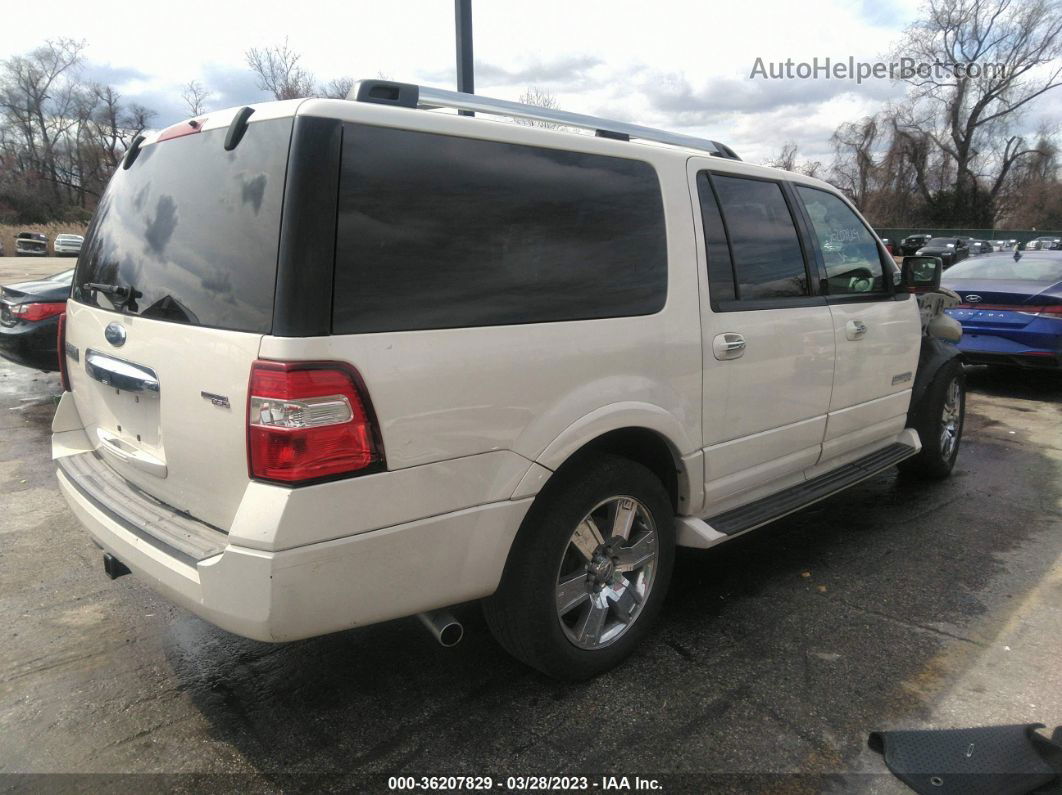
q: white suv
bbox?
[52,81,964,679]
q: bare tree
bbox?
[245,39,316,100]
[515,86,563,128]
[181,79,211,116]
[830,118,880,208]
[890,0,1062,225]
[0,38,88,205]
[320,76,355,99]
[0,39,156,221]
[765,141,799,171]
[798,160,825,179]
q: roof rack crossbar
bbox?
[349,80,740,160]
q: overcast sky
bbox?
[1,0,1059,164]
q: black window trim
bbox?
[273,115,343,337]
[790,182,908,305]
[700,169,826,313]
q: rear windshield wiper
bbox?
[83,282,142,311]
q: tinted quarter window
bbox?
[796,186,887,295]
[333,124,667,333]
[696,172,736,303]
[74,118,292,333]
[712,175,808,300]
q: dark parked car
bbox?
[0,269,73,370]
[944,251,1062,368]
[899,233,934,255]
[14,231,48,257]
[915,237,971,269]
[970,239,993,255]
[881,237,895,255]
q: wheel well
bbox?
[557,427,682,512]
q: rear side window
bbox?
[73,118,293,333]
[332,124,667,333]
[711,175,809,300]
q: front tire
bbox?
[483,454,675,680]
[899,359,965,479]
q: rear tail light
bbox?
[1018,305,1062,318]
[247,360,384,484]
[955,303,1062,317]
[57,312,71,392]
[14,301,66,322]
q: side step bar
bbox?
[688,441,918,544]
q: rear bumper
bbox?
[960,350,1061,368]
[955,328,1062,369]
[55,448,532,642]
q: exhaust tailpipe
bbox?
[417,609,463,647]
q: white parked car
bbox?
[53,233,84,257]
[52,83,965,679]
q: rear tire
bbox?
[899,359,965,479]
[483,453,675,681]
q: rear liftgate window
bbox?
[333,124,668,333]
[73,118,293,333]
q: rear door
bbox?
[64,112,294,530]
[691,163,835,511]
[791,185,920,470]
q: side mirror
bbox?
[900,256,943,290]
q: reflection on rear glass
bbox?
[73,118,292,334]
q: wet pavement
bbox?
[0,356,1060,791]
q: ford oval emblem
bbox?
[104,322,127,347]
[965,294,983,303]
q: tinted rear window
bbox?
[73,118,293,333]
[332,124,667,333]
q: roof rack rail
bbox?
[349,80,740,161]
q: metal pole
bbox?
[454,0,474,116]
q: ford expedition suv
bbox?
[52,82,965,680]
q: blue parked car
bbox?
[943,250,1062,369]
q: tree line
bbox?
[769,0,1062,230]
[2,0,1061,230]
[0,38,353,225]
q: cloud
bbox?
[423,53,607,92]
[646,69,905,121]
[81,61,150,86]
[199,63,272,110]
[477,54,603,84]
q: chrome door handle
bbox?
[85,350,160,397]
[846,320,867,340]
[713,332,746,360]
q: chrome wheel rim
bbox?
[555,496,658,650]
[940,378,962,461]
